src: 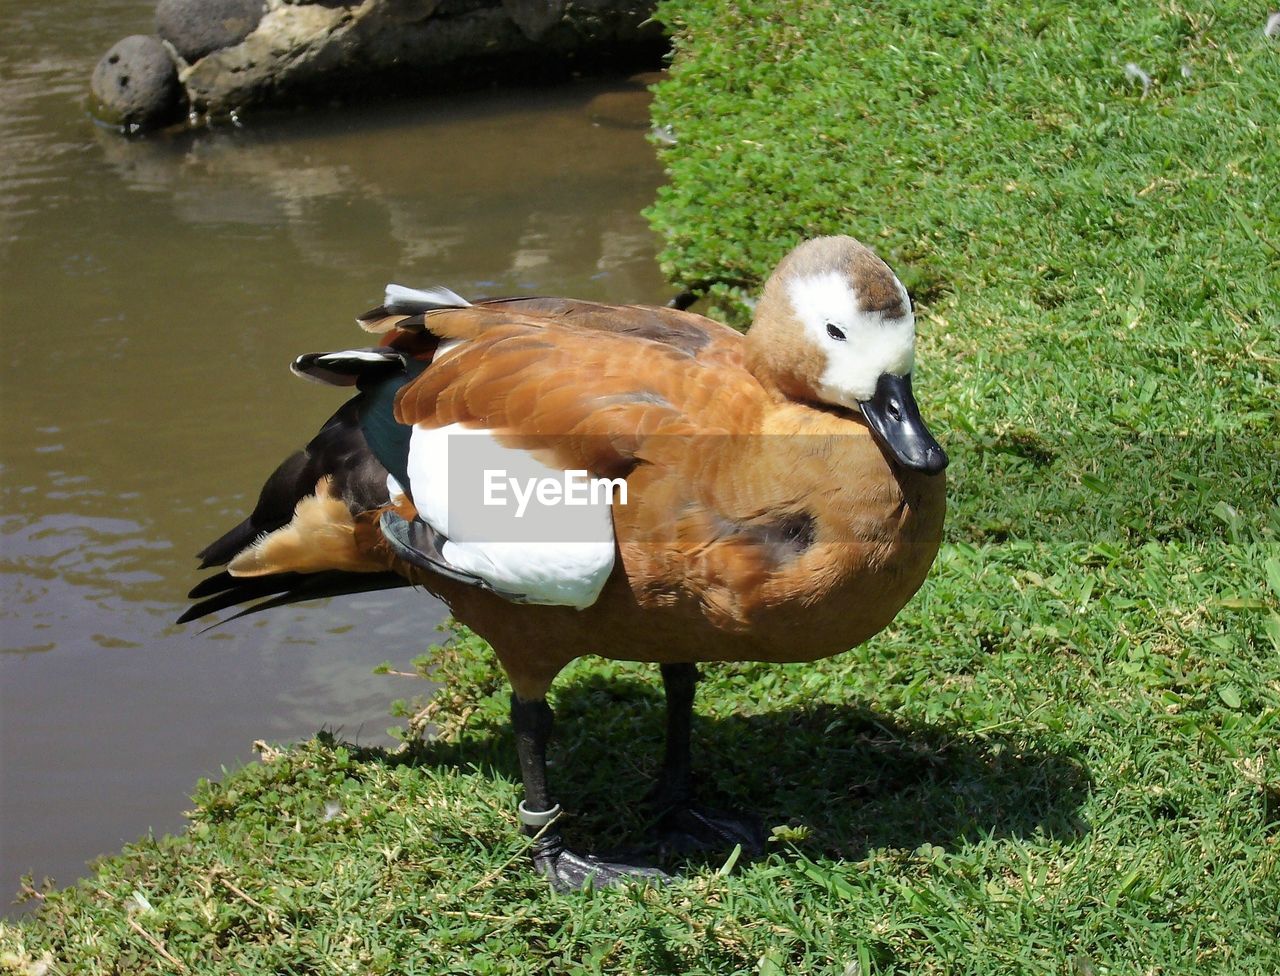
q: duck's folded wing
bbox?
[392,312,762,473]
[371,306,765,609]
[362,293,742,362]
[472,298,746,369]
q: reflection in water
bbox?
[89,84,664,296]
[0,1,667,909]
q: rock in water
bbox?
[92,0,663,132]
[90,35,182,130]
[156,0,265,63]
[502,0,566,41]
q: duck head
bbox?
[745,236,948,475]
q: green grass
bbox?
[3,594,1278,974]
[4,1,1279,973]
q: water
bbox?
[0,1,667,909]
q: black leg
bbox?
[509,693,666,891]
[653,663,697,808]
[650,664,766,856]
[511,693,556,816]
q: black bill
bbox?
[858,373,948,475]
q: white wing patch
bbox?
[320,350,394,363]
[403,423,616,609]
[384,283,471,311]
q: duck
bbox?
[180,235,948,889]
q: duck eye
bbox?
[826,323,847,341]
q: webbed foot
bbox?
[530,833,667,891]
[654,804,766,856]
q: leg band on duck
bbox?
[517,801,562,829]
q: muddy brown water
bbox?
[0,1,667,911]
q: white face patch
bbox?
[786,270,915,406]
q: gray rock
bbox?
[96,0,662,131]
[502,0,565,42]
[90,35,182,130]
[156,0,265,63]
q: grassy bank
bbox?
[5,1,1278,973]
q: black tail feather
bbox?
[194,397,392,573]
[186,568,320,604]
[196,450,310,569]
[178,570,410,627]
[179,573,307,624]
[197,521,262,570]
[184,354,420,628]
[214,572,410,626]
